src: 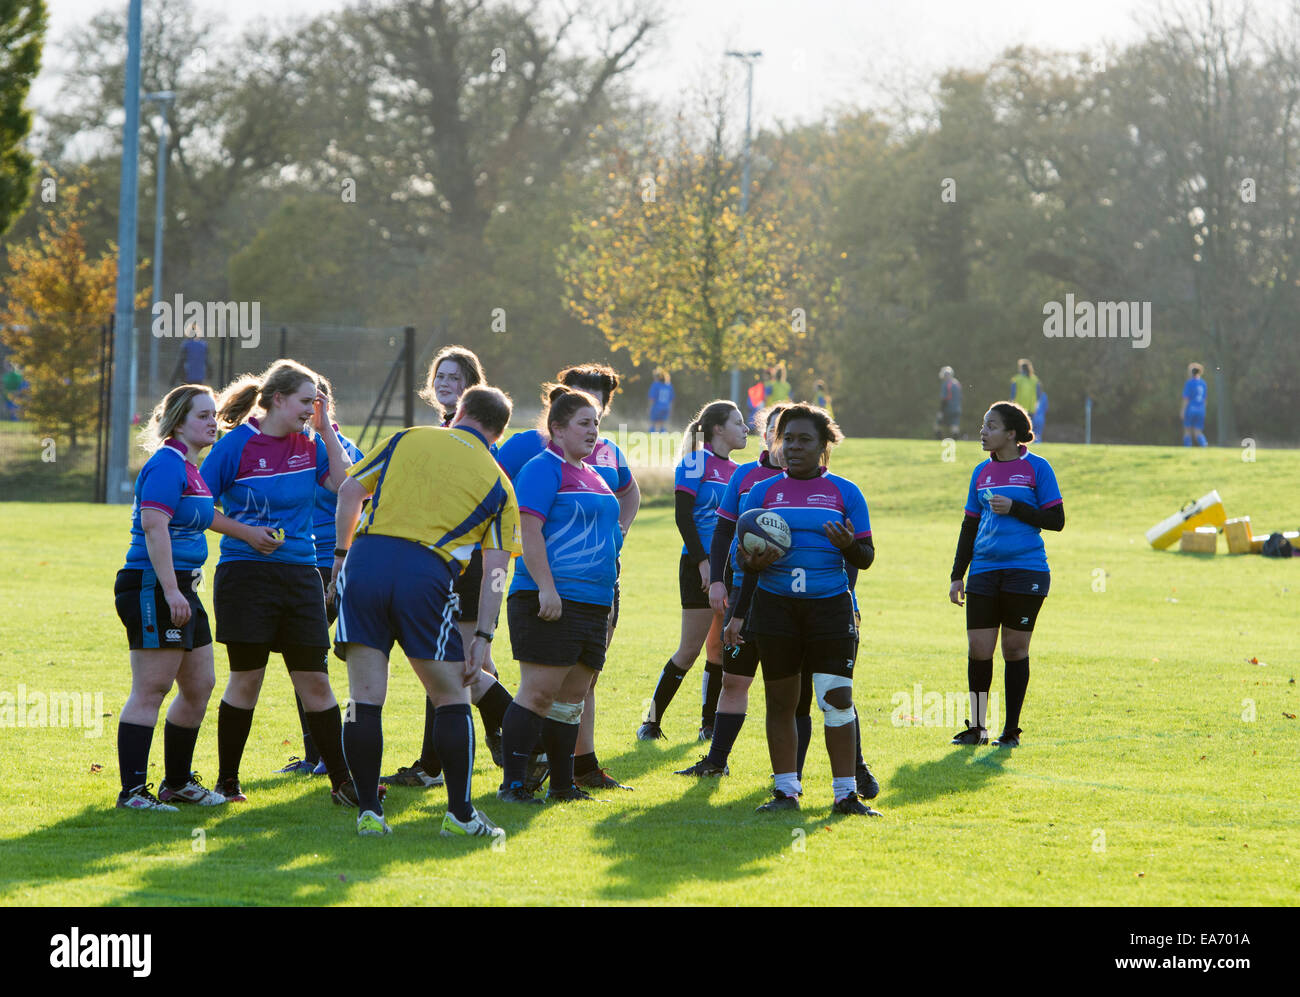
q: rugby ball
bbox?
[737,508,792,558]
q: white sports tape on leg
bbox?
[547,700,584,725]
[812,672,855,727]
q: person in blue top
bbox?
[498,362,640,790]
[497,386,624,803]
[113,385,281,811]
[636,399,748,743]
[949,401,1064,749]
[1181,362,1208,446]
[201,359,359,806]
[379,345,519,791]
[273,374,366,777]
[647,368,674,433]
[730,404,880,817]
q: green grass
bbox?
[2,437,1298,905]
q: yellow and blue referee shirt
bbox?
[347,425,522,574]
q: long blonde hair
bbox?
[138,384,213,452]
[217,359,318,429]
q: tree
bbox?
[0,179,139,446]
[0,0,46,237]
[560,101,803,395]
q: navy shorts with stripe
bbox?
[115,568,211,651]
[334,534,463,662]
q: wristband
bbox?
[474,629,494,642]
[334,548,349,558]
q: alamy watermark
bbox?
[891,683,999,730]
[1042,293,1150,349]
[151,294,261,349]
[0,685,105,738]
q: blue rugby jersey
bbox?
[716,451,783,577]
[1182,378,1207,411]
[962,444,1062,574]
[124,439,215,572]
[311,426,365,568]
[200,417,332,565]
[497,429,633,495]
[674,447,737,556]
[739,468,872,599]
[509,445,622,605]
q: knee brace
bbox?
[812,672,855,727]
[546,700,584,725]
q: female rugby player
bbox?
[497,363,640,790]
[497,387,623,803]
[115,386,280,809]
[732,404,880,816]
[380,345,516,788]
[275,374,364,776]
[949,401,1063,748]
[636,400,746,742]
[201,360,358,805]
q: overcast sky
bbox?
[36,0,1226,128]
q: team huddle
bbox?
[113,346,1065,838]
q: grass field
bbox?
[2,437,1298,906]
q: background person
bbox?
[648,368,674,433]
[936,365,962,439]
[1009,359,1041,417]
[1181,362,1209,446]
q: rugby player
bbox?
[731,405,881,816]
[497,363,640,790]
[201,361,357,805]
[949,402,1064,748]
[1181,362,1208,447]
[275,374,363,776]
[114,386,278,809]
[636,401,746,742]
[497,387,623,803]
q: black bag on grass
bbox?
[1261,533,1295,558]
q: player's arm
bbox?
[330,476,371,590]
[521,514,562,620]
[140,508,190,626]
[209,510,283,554]
[1008,500,1065,531]
[616,473,640,537]
[314,406,353,493]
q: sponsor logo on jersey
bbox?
[165,628,182,641]
[287,453,310,468]
[258,458,267,469]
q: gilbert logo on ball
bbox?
[737,508,792,557]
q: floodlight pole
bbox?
[107,0,144,505]
[144,91,175,399]
[726,50,762,407]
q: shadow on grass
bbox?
[2,772,520,907]
[585,743,846,902]
[881,748,1011,810]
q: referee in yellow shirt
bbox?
[331,386,522,839]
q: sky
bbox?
[34,0,1227,129]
